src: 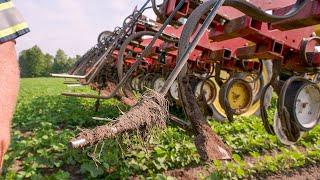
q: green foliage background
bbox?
[1,78,320,179]
[19,46,80,78]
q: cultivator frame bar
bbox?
[55,0,320,151]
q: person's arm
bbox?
[0,40,19,170]
[0,0,29,170]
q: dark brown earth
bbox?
[265,164,320,180]
[165,163,320,180]
[166,165,211,180]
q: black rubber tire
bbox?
[97,30,113,44]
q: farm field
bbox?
[1,78,320,179]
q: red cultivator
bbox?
[53,0,320,160]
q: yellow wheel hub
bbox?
[227,81,252,111]
[211,60,270,118]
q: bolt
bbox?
[220,19,226,26]
[302,102,309,108]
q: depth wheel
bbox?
[281,78,320,131]
[194,79,217,105]
[209,61,272,121]
[169,80,180,102]
[130,74,144,91]
[274,111,303,145]
[97,30,113,44]
[152,76,166,92]
[139,73,155,91]
[219,78,253,116]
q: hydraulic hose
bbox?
[151,0,168,22]
[80,0,185,97]
[175,0,307,99]
[177,0,215,78]
[224,0,307,23]
[197,0,308,23]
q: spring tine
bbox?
[51,74,86,79]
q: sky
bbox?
[13,0,157,57]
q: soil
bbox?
[166,165,212,180]
[165,163,320,180]
[265,164,320,180]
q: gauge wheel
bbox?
[209,60,273,121]
[169,80,180,102]
[274,111,303,145]
[284,80,320,131]
[152,76,166,93]
[194,79,217,105]
[139,73,155,92]
[97,30,113,44]
[130,74,144,91]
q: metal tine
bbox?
[61,92,111,99]
[92,117,117,122]
[64,81,80,85]
[67,1,152,83]
[51,73,86,79]
[67,84,83,87]
[62,0,186,101]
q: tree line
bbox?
[19,45,81,77]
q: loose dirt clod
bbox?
[73,90,169,147]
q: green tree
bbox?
[43,54,54,76]
[52,49,76,73]
[19,46,78,77]
[19,46,50,77]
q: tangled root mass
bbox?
[73,90,169,147]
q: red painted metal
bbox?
[218,0,297,20]
[209,15,314,50]
[162,0,298,20]
[164,0,190,20]
[272,0,320,30]
[109,0,320,80]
